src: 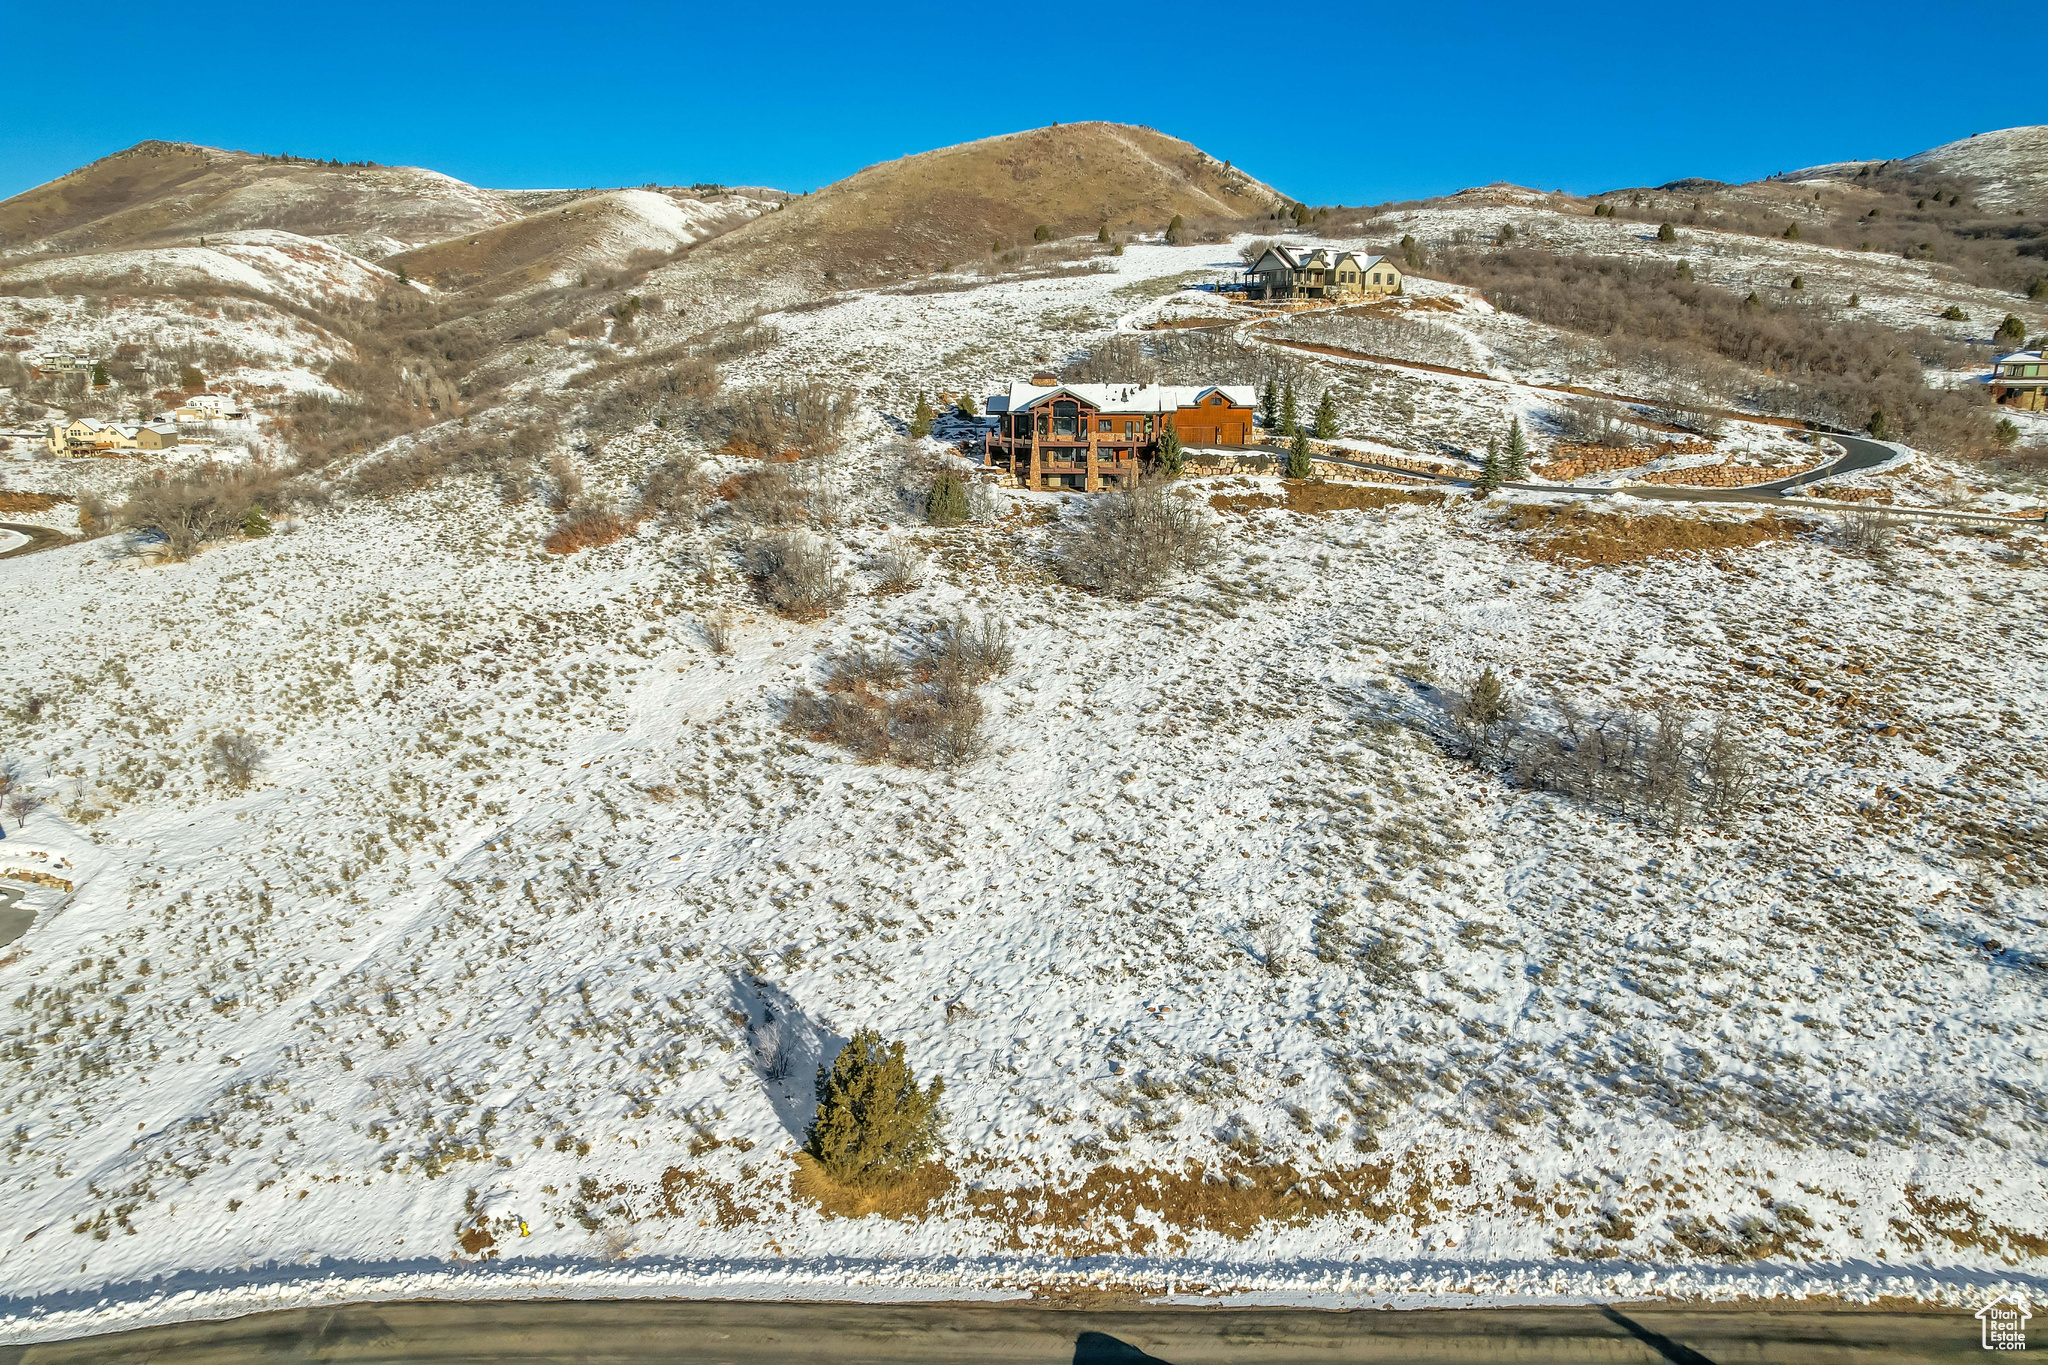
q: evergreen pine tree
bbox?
[1847,293,1860,308]
[1280,382,1298,435]
[1478,438,1503,494]
[1155,428,1185,478]
[1033,224,1051,243]
[1995,418,2021,448]
[1164,214,1187,245]
[1657,222,1677,242]
[1505,418,1529,479]
[1312,390,1338,440]
[242,504,272,538]
[1096,223,1111,243]
[909,394,935,439]
[955,393,978,419]
[805,1028,946,1190]
[396,265,409,285]
[90,361,109,387]
[1996,314,2028,346]
[926,470,969,526]
[1259,377,1278,430]
[1287,428,1313,479]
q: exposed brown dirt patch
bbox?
[789,1154,956,1220]
[966,1156,1469,1255]
[1893,1185,2048,1263]
[1509,505,1807,565]
[0,492,71,515]
[543,509,640,555]
[1211,483,1445,515]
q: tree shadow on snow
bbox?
[1074,1331,1176,1364]
[727,972,846,1142]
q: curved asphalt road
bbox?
[0,883,30,949]
[0,1297,1986,1364]
[1313,431,2009,520]
[0,523,69,560]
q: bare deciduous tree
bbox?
[207,731,265,788]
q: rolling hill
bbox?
[0,140,528,261]
[383,188,774,298]
[659,121,1289,292]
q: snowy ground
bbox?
[0,222,2042,1343]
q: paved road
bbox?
[0,883,30,949]
[0,523,69,560]
[1312,432,2034,526]
[0,1298,1987,1363]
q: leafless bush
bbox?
[702,615,734,656]
[824,644,906,695]
[118,462,296,560]
[1554,396,1641,448]
[1837,511,1898,556]
[871,536,927,594]
[543,502,638,555]
[1641,400,1727,439]
[1280,313,1480,370]
[787,617,1010,769]
[637,455,707,522]
[4,789,43,831]
[546,451,583,510]
[206,731,265,788]
[966,479,1004,524]
[921,613,1013,689]
[1057,477,1214,599]
[724,465,809,527]
[744,531,847,620]
[1454,694,1763,832]
[716,382,854,456]
[1700,719,1760,828]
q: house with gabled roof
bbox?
[983,374,1257,490]
[1246,245,1401,301]
[1991,350,2046,410]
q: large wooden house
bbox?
[983,376,1258,490]
[1245,246,1401,301]
[1991,351,2046,411]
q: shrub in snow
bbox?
[746,531,847,621]
[925,470,969,527]
[1057,478,1212,600]
[118,462,297,561]
[804,1028,946,1190]
[206,731,265,789]
[543,504,637,555]
[786,617,1010,769]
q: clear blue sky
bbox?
[0,0,2032,207]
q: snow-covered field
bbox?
[0,219,2042,1343]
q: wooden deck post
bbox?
[1029,426,1042,491]
[1086,425,1100,493]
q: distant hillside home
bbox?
[1991,351,2046,410]
[172,393,243,421]
[983,376,1257,490]
[31,351,88,375]
[1245,246,1401,301]
[46,417,178,454]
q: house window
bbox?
[1372,273,1381,285]
[1052,400,1078,438]
[1099,418,1111,433]
[1124,420,1136,437]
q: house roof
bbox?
[1994,350,2043,364]
[991,382,1257,416]
[1249,246,1393,274]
